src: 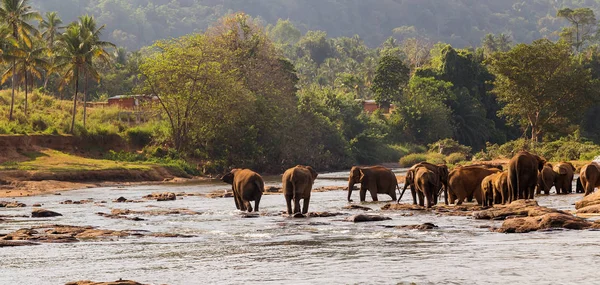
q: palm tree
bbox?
[7,41,49,116]
[39,11,62,90]
[0,0,41,121]
[54,25,86,134]
[39,11,62,49]
[77,15,114,128]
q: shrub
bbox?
[399,153,427,167]
[428,138,472,156]
[126,126,153,148]
[446,152,467,164]
[426,152,446,164]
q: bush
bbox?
[426,152,446,164]
[428,138,472,156]
[399,153,427,167]
[126,126,153,147]
[446,152,467,164]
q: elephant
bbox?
[282,165,318,214]
[221,168,264,212]
[481,173,495,207]
[507,151,546,202]
[553,162,575,194]
[536,163,555,195]
[448,166,501,205]
[492,171,509,205]
[576,176,584,193]
[413,167,439,208]
[482,171,509,206]
[348,166,397,202]
[579,162,600,196]
[399,162,449,206]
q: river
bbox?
[0,169,597,285]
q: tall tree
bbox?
[2,39,48,116]
[0,0,40,120]
[77,14,114,128]
[489,39,597,142]
[371,54,409,109]
[39,11,62,49]
[54,24,86,134]
[39,11,62,90]
[557,8,597,53]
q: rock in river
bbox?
[143,192,176,201]
[345,214,391,222]
[65,280,147,285]
[31,209,63,218]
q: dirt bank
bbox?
[0,168,205,198]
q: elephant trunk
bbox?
[348,181,354,202]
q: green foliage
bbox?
[399,153,427,167]
[126,126,153,148]
[371,54,409,108]
[489,39,598,142]
[428,139,472,156]
[446,152,467,165]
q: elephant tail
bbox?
[255,179,264,193]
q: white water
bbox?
[0,170,598,285]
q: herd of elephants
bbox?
[221,151,600,214]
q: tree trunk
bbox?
[9,59,16,121]
[83,70,88,129]
[24,71,28,117]
[70,68,79,134]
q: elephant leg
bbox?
[584,183,595,196]
[254,195,261,212]
[410,187,417,205]
[456,194,465,205]
[426,189,434,208]
[244,200,253,212]
[234,193,241,210]
[389,187,397,202]
[302,195,310,214]
[285,194,293,215]
[448,191,456,205]
[359,186,367,202]
[370,188,378,201]
[293,194,302,214]
[417,191,425,207]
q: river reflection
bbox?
[0,169,597,285]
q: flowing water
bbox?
[0,169,598,285]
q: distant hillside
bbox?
[31,0,600,50]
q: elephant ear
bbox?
[359,169,368,183]
[306,166,318,180]
[221,171,234,184]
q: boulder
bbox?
[381,203,425,211]
[0,201,26,208]
[345,214,391,222]
[307,212,346,217]
[343,204,373,211]
[496,213,592,233]
[396,223,438,230]
[472,200,563,220]
[65,280,146,285]
[31,209,63,218]
[575,191,600,210]
[142,192,176,201]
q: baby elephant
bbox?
[221,168,264,212]
[282,165,318,215]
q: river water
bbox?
[0,169,598,285]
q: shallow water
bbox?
[0,169,598,285]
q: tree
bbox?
[77,14,114,128]
[488,39,597,142]
[0,0,41,121]
[371,54,409,109]
[557,8,597,53]
[1,39,48,116]
[39,11,62,49]
[139,34,252,153]
[54,24,86,134]
[268,19,301,45]
[297,30,332,65]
